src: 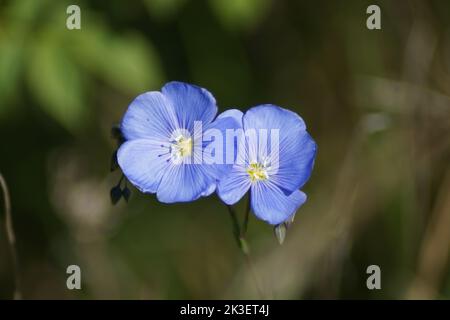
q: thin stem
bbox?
[226,205,242,248]
[225,203,263,297]
[0,173,21,300]
[241,194,251,238]
[118,174,125,187]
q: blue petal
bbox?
[121,91,178,141]
[243,104,316,193]
[202,114,243,179]
[243,104,305,132]
[161,81,218,131]
[215,109,249,167]
[216,109,243,125]
[156,164,215,203]
[269,131,317,194]
[251,182,307,225]
[117,139,171,193]
[217,166,251,205]
[201,183,217,197]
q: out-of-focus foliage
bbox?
[208,0,271,31]
[1,0,163,131]
[1,0,450,300]
[144,0,186,20]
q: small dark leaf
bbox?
[274,223,287,245]
[110,185,122,205]
[111,124,121,138]
[111,124,124,144]
[122,186,131,202]
[110,150,119,172]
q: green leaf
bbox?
[27,32,88,131]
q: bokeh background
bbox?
[1,0,450,299]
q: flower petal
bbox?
[243,104,306,133]
[216,109,243,125]
[251,182,307,225]
[201,183,216,197]
[120,91,178,141]
[202,114,243,179]
[269,131,317,194]
[217,166,251,205]
[162,81,218,131]
[117,139,171,193]
[243,104,316,193]
[156,163,215,203]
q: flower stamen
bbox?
[247,162,269,182]
[171,135,193,160]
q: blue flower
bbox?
[117,81,240,203]
[217,105,317,225]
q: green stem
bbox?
[226,204,250,255]
[241,194,251,238]
[226,205,242,248]
[118,174,125,187]
[0,173,21,300]
[224,202,263,297]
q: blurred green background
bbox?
[1,0,450,299]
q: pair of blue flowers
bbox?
[117,82,316,226]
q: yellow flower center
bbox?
[247,162,269,182]
[174,135,193,158]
